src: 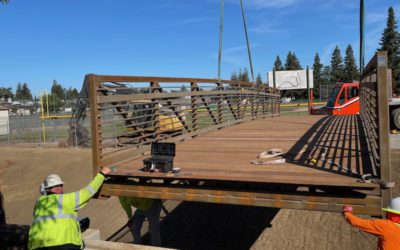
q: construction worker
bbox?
[342,197,400,249]
[118,196,162,246]
[28,167,111,250]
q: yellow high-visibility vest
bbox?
[28,173,105,250]
[119,196,155,220]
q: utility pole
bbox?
[359,0,365,76]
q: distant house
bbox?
[0,106,9,135]
[16,109,30,116]
[64,107,72,113]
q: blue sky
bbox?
[0,0,398,96]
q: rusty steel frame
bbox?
[360,51,392,212]
[89,74,280,173]
[87,71,388,216]
[100,182,381,216]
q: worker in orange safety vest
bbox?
[342,197,400,250]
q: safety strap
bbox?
[360,174,395,189]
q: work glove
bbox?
[342,205,353,214]
[100,167,111,175]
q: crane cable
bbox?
[217,0,224,83]
[359,0,365,75]
[240,0,255,83]
[217,0,255,84]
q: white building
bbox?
[16,109,30,116]
[0,107,9,135]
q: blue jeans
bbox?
[130,200,162,246]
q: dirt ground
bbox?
[3,146,396,250]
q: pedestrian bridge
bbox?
[87,52,392,216]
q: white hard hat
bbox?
[43,174,64,189]
[382,197,400,215]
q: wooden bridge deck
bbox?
[110,115,377,189]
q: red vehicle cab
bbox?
[311,82,360,115]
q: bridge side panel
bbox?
[360,51,392,211]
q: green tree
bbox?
[343,44,359,82]
[0,87,14,99]
[15,82,32,100]
[22,83,32,100]
[274,55,284,71]
[282,52,304,99]
[256,73,262,85]
[71,88,79,99]
[312,53,323,97]
[240,68,250,82]
[321,66,331,85]
[330,46,344,84]
[15,82,22,100]
[284,51,302,70]
[379,6,400,93]
[230,71,238,81]
[180,85,187,92]
[51,80,65,100]
[42,94,62,112]
[65,87,79,100]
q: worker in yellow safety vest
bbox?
[119,196,162,246]
[28,167,111,250]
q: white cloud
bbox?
[249,22,283,34]
[224,0,301,9]
[172,17,217,26]
[320,43,339,65]
[247,0,301,9]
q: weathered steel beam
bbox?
[100,183,382,216]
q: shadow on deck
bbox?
[285,115,375,178]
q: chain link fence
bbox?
[318,84,336,102]
[0,113,91,146]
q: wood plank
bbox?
[107,115,378,189]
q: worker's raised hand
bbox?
[100,167,111,175]
[342,205,353,214]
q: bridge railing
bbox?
[360,51,392,207]
[87,75,280,173]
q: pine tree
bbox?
[274,56,284,71]
[230,72,238,81]
[343,44,359,82]
[51,80,65,100]
[330,46,344,84]
[71,88,79,99]
[256,74,262,85]
[379,7,400,93]
[313,53,323,97]
[15,82,23,100]
[0,87,14,99]
[180,85,187,92]
[65,87,80,100]
[284,51,302,70]
[241,68,250,82]
[321,66,331,85]
[21,83,32,100]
